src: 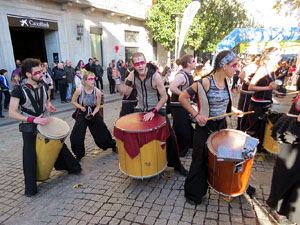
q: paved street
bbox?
[0,89,296,225]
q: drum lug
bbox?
[45,138,50,144]
[38,135,42,141]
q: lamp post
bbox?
[173,13,182,60]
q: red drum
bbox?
[114,112,170,178]
[207,129,256,197]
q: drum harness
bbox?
[19,83,47,133]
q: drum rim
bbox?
[207,128,251,156]
[37,117,70,139]
[207,180,249,197]
[118,163,167,179]
[114,112,167,133]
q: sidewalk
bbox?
[0,84,121,127]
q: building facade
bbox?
[0,0,168,83]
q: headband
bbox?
[218,52,236,69]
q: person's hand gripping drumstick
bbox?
[112,67,121,80]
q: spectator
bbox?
[11,59,22,77]
[75,60,85,72]
[56,63,68,103]
[107,63,115,94]
[0,69,11,111]
[85,58,96,74]
[64,60,75,101]
[11,73,20,89]
[94,60,104,90]
[74,70,82,89]
[0,78,4,117]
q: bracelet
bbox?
[152,108,157,113]
[27,116,35,123]
[193,112,200,119]
[115,78,121,85]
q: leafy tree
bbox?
[146,0,249,53]
[273,0,300,13]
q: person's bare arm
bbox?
[143,73,168,121]
[169,73,186,96]
[248,67,277,91]
[71,88,86,112]
[113,68,133,96]
[92,89,101,116]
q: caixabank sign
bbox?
[7,15,58,30]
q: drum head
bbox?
[115,112,166,133]
[37,117,70,138]
[207,129,248,155]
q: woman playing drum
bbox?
[70,71,117,160]
[179,50,243,205]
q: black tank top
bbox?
[252,75,273,101]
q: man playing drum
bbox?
[169,54,196,157]
[9,58,82,197]
[113,52,188,176]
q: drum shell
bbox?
[114,113,168,178]
[36,117,70,181]
[263,111,280,154]
[207,129,254,197]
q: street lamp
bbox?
[172,13,182,60]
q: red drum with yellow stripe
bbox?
[114,112,169,178]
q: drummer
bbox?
[236,54,260,131]
[113,52,188,176]
[169,54,196,157]
[266,92,300,224]
[9,58,82,197]
[246,47,282,153]
[70,71,117,160]
[179,50,243,205]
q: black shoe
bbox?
[25,192,37,197]
[68,168,82,175]
[246,185,256,198]
[186,197,198,205]
[175,166,188,177]
[112,145,118,153]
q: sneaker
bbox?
[269,208,296,224]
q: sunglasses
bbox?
[87,77,95,81]
[133,61,146,67]
[32,70,42,76]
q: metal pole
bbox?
[175,16,179,60]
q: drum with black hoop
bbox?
[207,129,257,197]
[114,112,169,178]
[36,117,70,181]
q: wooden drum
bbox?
[114,112,170,178]
[207,129,256,197]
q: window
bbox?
[125,30,139,43]
[125,47,139,63]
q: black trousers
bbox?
[237,93,252,131]
[2,90,10,109]
[0,90,2,115]
[96,77,103,90]
[22,129,81,195]
[70,111,116,160]
[171,106,194,155]
[185,119,226,204]
[108,78,115,94]
[58,83,67,101]
[247,101,271,152]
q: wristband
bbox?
[152,108,157,113]
[193,112,200,119]
[115,78,121,85]
[27,116,35,123]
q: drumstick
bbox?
[207,111,255,121]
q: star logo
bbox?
[20,19,28,27]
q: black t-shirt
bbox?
[11,83,49,105]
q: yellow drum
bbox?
[36,117,70,181]
[114,112,170,178]
[263,116,278,154]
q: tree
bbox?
[146,0,249,54]
[273,0,300,13]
